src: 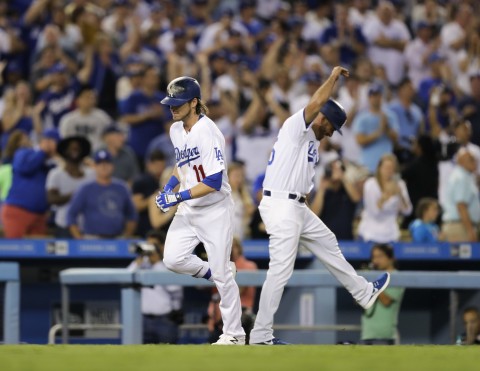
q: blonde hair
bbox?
[375,153,399,191]
[195,98,209,115]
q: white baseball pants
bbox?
[163,197,245,338]
[249,196,373,344]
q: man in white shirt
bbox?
[59,85,113,152]
[127,230,183,344]
[440,3,472,80]
[404,21,441,90]
[362,1,411,86]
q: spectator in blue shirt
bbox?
[409,197,441,243]
[388,78,424,166]
[119,65,170,168]
[67,149,137,239]
[1,128,58,238]
[320,3,366,67]
[37,63,81,128]
[353,83,399,174]
[417,53,448,109]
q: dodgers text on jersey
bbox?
[175,145,200,167]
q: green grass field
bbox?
[0,345,477,371]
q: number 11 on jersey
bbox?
[193,164,206,182]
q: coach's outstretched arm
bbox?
[304,66,349,124]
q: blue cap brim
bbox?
[160,96,189,106]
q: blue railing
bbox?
[0,239,479,260]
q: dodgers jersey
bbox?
[263,109,319,195]
[170,115,231,207]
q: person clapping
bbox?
[358,154,412,243]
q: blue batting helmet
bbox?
[160,76,201,106]
[319,98,347,135]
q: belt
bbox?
[263,190,306,203]
[143,313,169,318]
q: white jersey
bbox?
[170,115,231,207]
[263,109,319,195]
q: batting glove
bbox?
[155,190,192,210]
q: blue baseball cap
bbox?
[94,149,113,163]
[150,2,163,12]
[240,0,256,9]
[210,49,228,61]
[102,125,123,136]
[47,63,68,75]
[124,54,143,66]
[6,60,22,74]
[304,72,322,84]
[42,128,61,142]
[368,83,384,95]
[113,0,131,7]
[416,21,435,30]
[428,52,445,64]
[221,8,235,18]
[288,15,304,28]
[319,99,347,135]
[173,28,186,39]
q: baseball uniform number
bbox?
[193,164,206,182]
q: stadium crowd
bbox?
[0,0,480,245]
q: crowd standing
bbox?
[1,0,480,244]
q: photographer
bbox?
[127,230,183,344]
[310,159,362,240]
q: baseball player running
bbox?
[249,66,390,345]
[155,76,246,345]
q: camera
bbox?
[324,160,346,179]
[134,242,157,255]
[257,78,271,91]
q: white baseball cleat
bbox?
[212,334,246,345]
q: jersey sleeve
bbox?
[283,109,312,142]
[198,127,226,177]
